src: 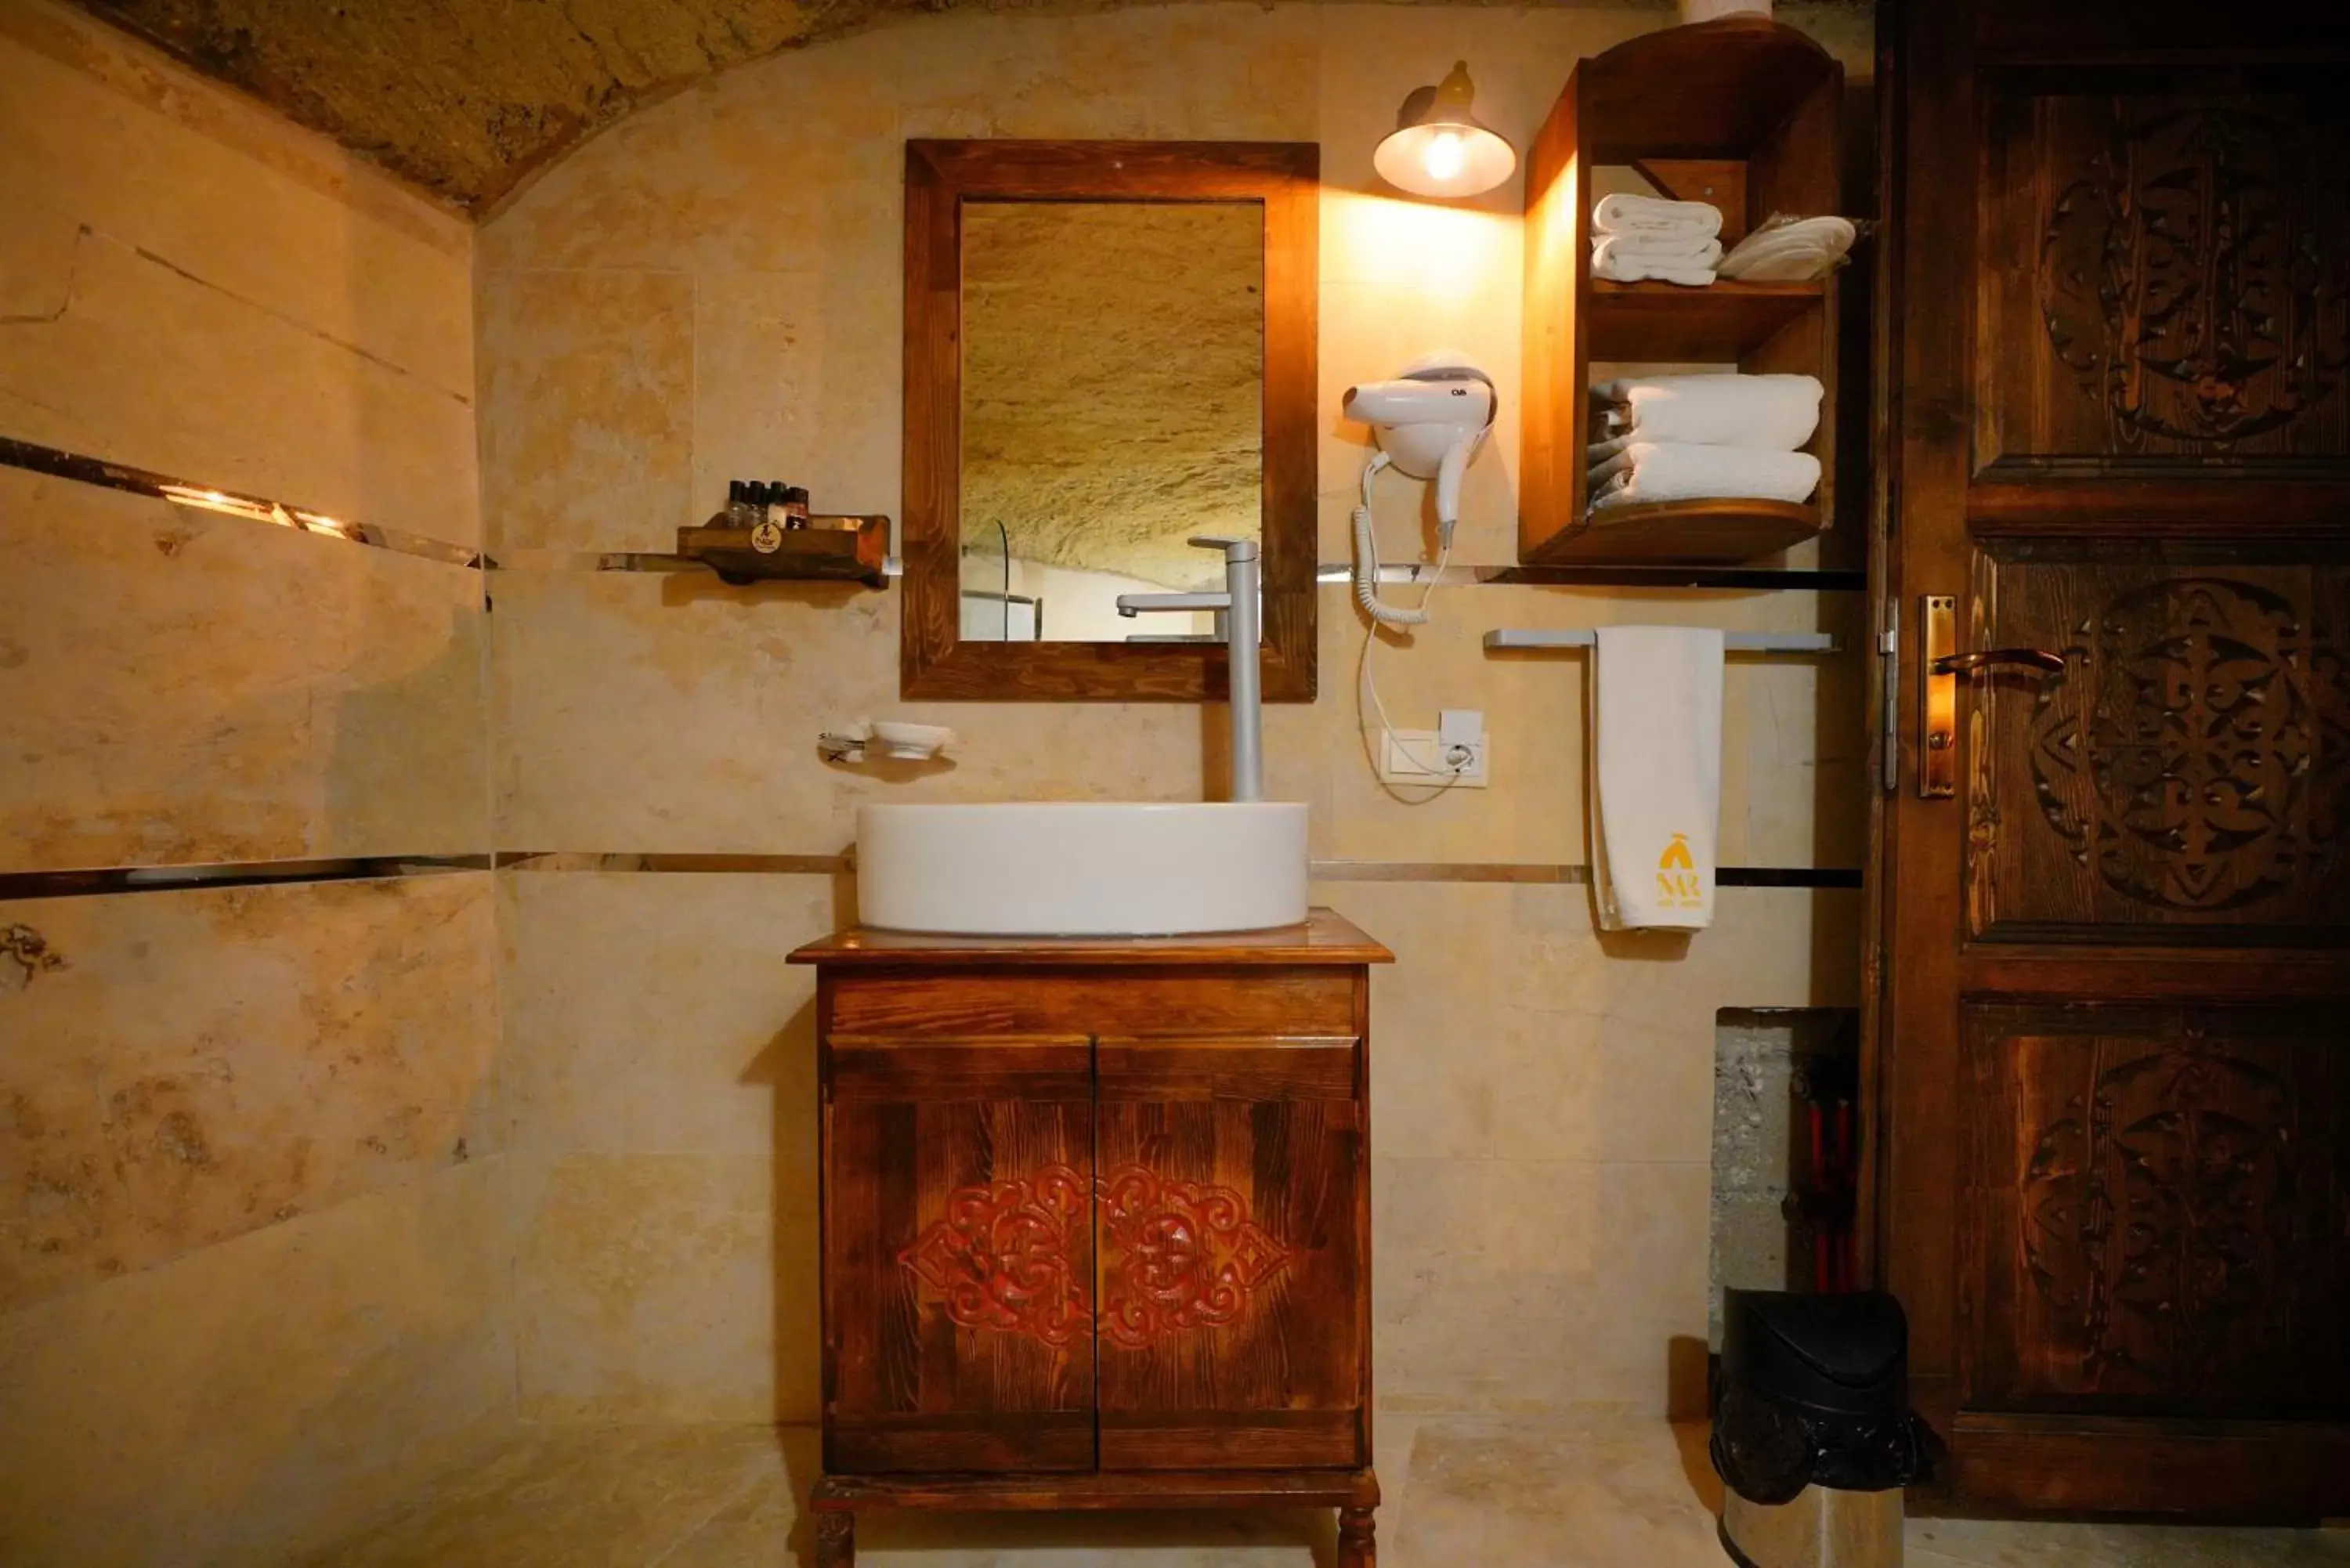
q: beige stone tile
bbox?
[1276,585,1867,873]
[477,35,902,275]
[295,1422,786,1568]
[479,269,696,554]
[0,1157,514,1568]
[1317,276,1527,569]
[691,268,901,533]
[497,870,828,1158]
[1371,1158,1711,1415]
[1325,882,1858,1165]
[491,572,1209,854]
[1372,1411,1420,1545]
[895,9,1171,141]
[0,468,486,872]
[0,28,473,401]
[510,1151,815,1422]
[1393,1414,1723,1568]
[491,573,1858,873]
[0,215,478,545]
[0,872,497,1311]
[1135,6,1323,142]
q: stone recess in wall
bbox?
[1708,1006,1858,1347]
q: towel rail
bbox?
[1484,629,1837,653]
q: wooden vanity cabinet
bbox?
[789,912,1393,1566]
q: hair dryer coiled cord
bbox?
[1353,452,1437,627]
[1351,450,1462,789]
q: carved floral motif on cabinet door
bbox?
[1982,90,2350,469]
[1096,1165,1292,1349]
[1966,1005,2347,1415]
[896,1163,1092,1348]
[1967,555,2350,938]
[898,1163,1292,1350]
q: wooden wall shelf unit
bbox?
[676,515,891,587]
[1521,16,1843,565]
[789,911,1394,1566]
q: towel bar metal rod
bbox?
[1482,629,1838,653]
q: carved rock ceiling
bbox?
[68,0,1699,212]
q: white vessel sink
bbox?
[857,802,1309,936]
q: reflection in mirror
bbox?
[958,201,1264,642]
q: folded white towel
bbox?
[1589,626,1724,932]
[1592,251,1716,286]
[1592,233,1723,266]
[1596,374,1823,450]
[1719,216,1856,281]
[1592,193,1723,239]
[1589,442,1820,510]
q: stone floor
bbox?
[295,1418,2350,1568]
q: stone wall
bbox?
[481,0,1871,1430]
[0,3,503,1562]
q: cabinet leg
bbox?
[1338,1505,1376,1568]
[814,1508,855,1568]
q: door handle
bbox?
[1918,595,2065,798]
[1930,648,2066,675]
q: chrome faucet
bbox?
[1116,535,1264,803]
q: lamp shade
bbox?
[1372,61,1517,198]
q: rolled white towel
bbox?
[1592,193,1723,239]
[1719,216,1857,281]
[1595,374,1823,450]
[1592,233,1724,267]
[1589,442,1820,511]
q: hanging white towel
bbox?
[1591,193,1724,239]
[1589,442,1820,510]
[1595,374,1823,450]
[1589,626,1725,931]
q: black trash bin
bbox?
[1711,1289,1936,1568]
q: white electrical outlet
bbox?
[1378,728,1489,788]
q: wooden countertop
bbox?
[788,907,1392,966]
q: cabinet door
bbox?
[1094,1035,1368,1469]
[822,1034,1095,1472]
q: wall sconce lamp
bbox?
[1372,61,1517,199]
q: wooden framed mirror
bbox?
[901,139,1319,702]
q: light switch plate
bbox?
[1379,729,1490,788]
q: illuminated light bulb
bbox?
[1423,130,1466,182]
[1372,62,1516,200]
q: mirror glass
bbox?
[958,201,1264,642]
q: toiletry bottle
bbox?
[726,480,750,526]
[784,486,812,530]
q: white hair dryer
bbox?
[1342,353,1495,627]
[1342,354,1497,545]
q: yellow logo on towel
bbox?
[1656,833,1705,909]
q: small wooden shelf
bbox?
[676,515,890,587]
[1520,16,1843,567]
[1585,280,1827,362]
[1529,498,1824,565]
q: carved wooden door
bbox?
[1879,1,2350,1518]
[821,1034,1096,1472]
[1094,1035,1369,1470]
